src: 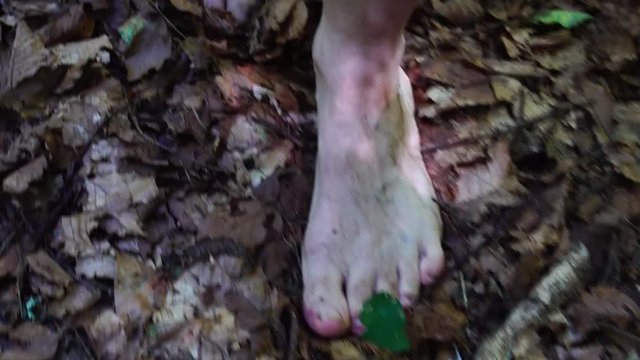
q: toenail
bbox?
[400,295,414,308]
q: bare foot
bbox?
[302,27,444,337]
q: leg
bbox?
[303,0,444,337]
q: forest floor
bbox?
[1,0,640,359]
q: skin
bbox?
[303,0,444,336]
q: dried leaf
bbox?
[115,253,157,328]
[49,283,100,318]
[124,18,172,81]
[35,4,95,46]
[0,323,59,360]
[88,310,126,360]
[52,213,99,257]
[75,255,116,279]
[2,155,47,194]
[26,250,73,288]
[197,200,270,248]
[432,0,485,24]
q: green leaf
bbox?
[534,9,593,28]
[118,16,146,47]
[359,293,409,353]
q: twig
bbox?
[147,0,187,39]
[286,307,299,360]
[474,242,591,359]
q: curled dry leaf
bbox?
[432,0,485,24]
[0,323,59,360]
[2,154,47,194]
[75,255,116,279]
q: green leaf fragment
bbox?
[118,16,146,46]
[534,9,593,28]
[359,293,409,353]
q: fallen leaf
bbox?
[2,154,47,194]
[26,250,73,288]
[49,283,100,318]
[535,41,587,71]
[0,245,20,278]
[432,0,485,24]
[579,286,640,325]
[534,9,592,28]
[84,172,159,213]
[124,17,172,81]
[114,252,157,329]
[88,310,126,360]
[0,323,60,360]
[409,301,467,341]
[35,4,95,46]
[52,213,99,256]
[329,341,365,360]
[197,200,273,249]
[75,255,116,279]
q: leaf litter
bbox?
[1,0,640,359]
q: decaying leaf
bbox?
[0,323,60,360]
[432,0,485,24]
[197,200,277,248]
[124,17,172,81]
[75,255,116,279]
[49,283,100,318]
[52,213,100,256]
[2,155,47,194]
[88,310,127,360]
[114,252,157,328]
[26,250,73,288]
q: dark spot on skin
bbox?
[332,228,338,235]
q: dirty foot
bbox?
[303,29,444,337]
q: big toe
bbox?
[303,267,350,337]
[419,242,445,285]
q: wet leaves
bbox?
[1,0,639,358]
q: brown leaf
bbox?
[52,213,99,257]
[422,59,488,87]
[88,310,126,360]
[115,252,157,329]
[0,245,19,278]
[579,286,640,325]
[534,41,587,71]
[75,255,116,279]
[26,250,73,288]
[197,200,272,249]
[0,323,59,360]
[409,302,467,341]
[35,4,95,46]
[124,18,172,81]
[250,0,308,53]
[2,154,47,194]
[0,21,49,96]
[432,0,485,24]
[49,283,100,318]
